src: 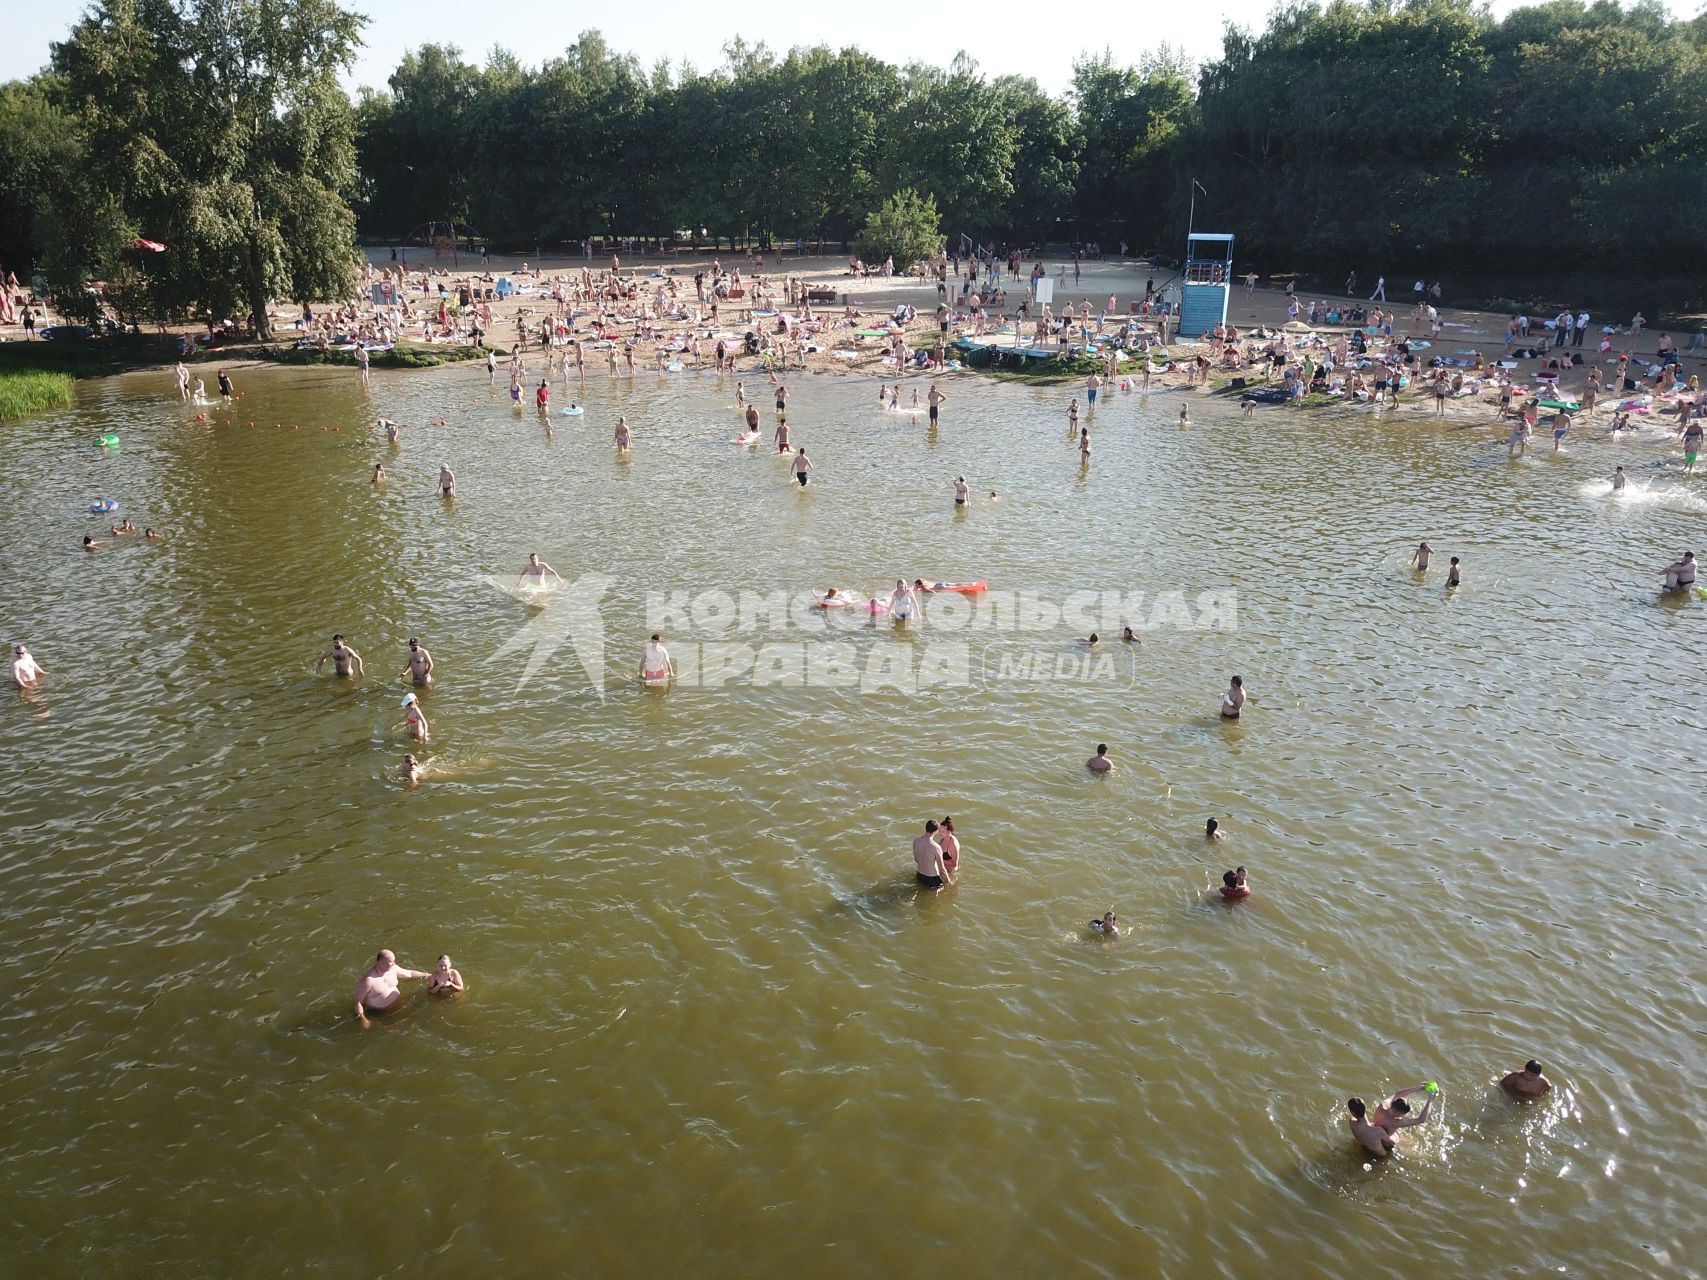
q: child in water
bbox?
[1220,868,1250,899]
[1088,910,1120,936]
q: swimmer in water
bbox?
[912,819,953,889]
[641,632,675,684]
[372,463,386,486]
[12,644,45,689]
[1086,743,1113,773]
[385,420,400,445]
[1122,626,1140,644]
[1220,675,1246,719]
[954,475,969,506]
[888,579,918,621]
[1447,557,1462,588]
[401,753,423,786]
[1219,868,1250,899]
[938,816,960,874]
[518,553,563,589]
[352,948,431,1028]
[144,527,163,539]
[427,954,465,995]
[1346,1097,1397,1158]
[1088,910,1119,937]
[1206,818,1226,842]
[83,535,107,552]
[1411,541,1433,571]
[400,692,429,742]
[111,519,137,535]
[401,637,434,686]
[1612,465,1626,492]
[1077,632,1099,647]
[437,463,456,498]
[1662,550,1697,593]
[1500,1060,1552,1099]
[317,634,365,678]
[1372,1085,1436,1136]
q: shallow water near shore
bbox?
[2,359,1704,1277]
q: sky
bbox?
[5,0,1702,94]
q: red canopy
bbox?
[134,238,167,253]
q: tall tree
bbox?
[50,0,365,339]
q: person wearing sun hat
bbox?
[399,691,429,743]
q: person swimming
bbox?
[401,753,423,785]
[1077,632,1099,646]
[1219,868,1250,899]
[1122,626,1140,644]
[1086,743,1113,773]
[1220,675,1246,719]
[1088,910,1119,937]
[1206,818,1226,842]
[1500,1060,1552,1098]
[427,954,465,995]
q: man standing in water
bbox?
[400,637,434,686]
[353,949,431,1028]
[317,634,365,678]
[518,553,563,588]
[11,644,45,689]
[641,633,674,684]
[1346,1097,1395,1158]
[927,383,945,427]
[438,463,457,498]
[792,447,813,486]
[913,819,954,889]
[1220,675,1246,719]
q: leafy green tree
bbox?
[855,188,942,270]
[49,0,365,338]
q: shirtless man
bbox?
[317,634,365,678]
[372,463,386,486]
[427,954,465,995]
[1346,1097,1396,1158]
[1500,1060,1552,1098]
[1612,465,1626,492]
[1662,551,1697,593]
[792,448,813,486]
[1372,1084,1437,1136]
[437,463,456,498]
[640,632,674,684]
[927,383,945,426]
[912,819,953,889]
[1220,674,1246,719]
[518,553,563,588]
[775,419,791,453]
[1086,743,1113,773]
[400,637,434,686]
[11,644,45,689]
[774,383,789,420]
[1411,541,1433,571]
[353,949,431,1027]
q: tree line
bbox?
[3,0,1705,339]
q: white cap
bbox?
[401,693,417,707]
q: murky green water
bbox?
[3,357,1704,1277]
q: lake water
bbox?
[2,358,1704,1277]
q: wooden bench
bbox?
[807,287,838,304]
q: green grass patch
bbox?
[0,367,76,420]
[257,343,491,369]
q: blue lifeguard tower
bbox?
[1179,233,1234,337]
